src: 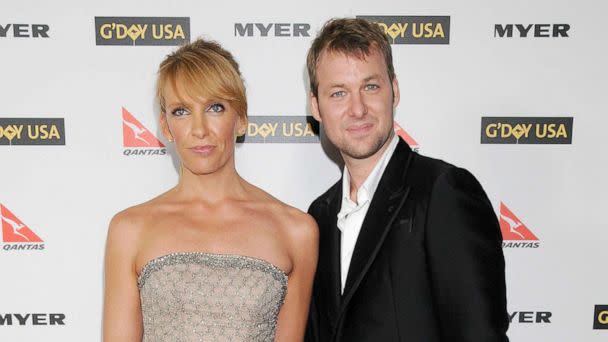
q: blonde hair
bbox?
[157,38,247,119]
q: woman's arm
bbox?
[102,211,144,342]
[274,213,319,342]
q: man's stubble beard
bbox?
[337,124,394,161]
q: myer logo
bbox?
[239,116,319,143]
[509,311,552,323]
[0,118,65,145]
[0,24,49,38]
[594,305,608,330]
[357,16,450,44]
[481,117,573,144]
[95,17,189,46]
[234,23,311,37]
[0,313,65,326]
[494,24,570,38]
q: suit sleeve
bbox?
[425,167,509,341]
[304,201,320,342]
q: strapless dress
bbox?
[137,252,288,342]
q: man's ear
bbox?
[392,77,400,109]
[310,92,322,122]
[159,112,173,142]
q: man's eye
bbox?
[365,84,379,91]
[331,91,346,98]
[171,107,189,116]
[207,103,225,113]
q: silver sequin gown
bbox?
[137,252,288,342]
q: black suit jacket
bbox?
[306,139,509,342]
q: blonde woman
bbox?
[103,38,318,342]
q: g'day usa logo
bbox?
[0,118,65,145]
[357,16,449,44]
[499,202,540,248]
[481,117,573,144]
[393,121,420,152]
[122,107,166,156]
[0,204,44,251]
[95,17,189,46]
[240,116,319,143]
[594,305,608,330]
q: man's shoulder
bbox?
[308,178,341,214]
[404,150,487,198]
[387,140,459,185]
[408,151,487,198]
[410,152,455,178]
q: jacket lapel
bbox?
[339,139,414,310]
[317,182,343,321]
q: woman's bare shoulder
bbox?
[107,190,175,242]
[249,189,318,250]
[263,199,319,273]
[281,205,318,251]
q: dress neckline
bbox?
[137,252,288,289]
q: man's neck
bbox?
[343,133,394,202]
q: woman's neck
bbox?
[173,163,246,203]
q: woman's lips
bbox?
[190,145,215,155]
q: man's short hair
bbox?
[306,18,395,97]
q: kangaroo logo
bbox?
[393,121,419,151]
[1,205,43,243]
[499,202,538,241]
[122,107,165,148]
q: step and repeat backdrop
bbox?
[1,0,607,340]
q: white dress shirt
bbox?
[337,134,399,293]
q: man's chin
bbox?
[339,134,392,160]
[340,145,382,160]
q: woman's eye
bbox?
[330,90,346,98]
[365,84,379,91]
[171,107,189,116]
[207,103,225,113]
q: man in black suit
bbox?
[305,18,509,342]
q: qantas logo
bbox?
[122,107,167,156]
[1,204,45,251]
[500,202,539,248]
[122,107,164,147]
[393,121,419,152]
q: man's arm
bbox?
[425,167,509,341]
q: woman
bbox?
[103,38,318,341]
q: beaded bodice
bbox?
[138,252,288,342]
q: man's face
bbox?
[310,48,399,162]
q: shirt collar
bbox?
[339,134,400,215]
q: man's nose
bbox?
[348,92,368,118]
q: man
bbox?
[305,18,509,341]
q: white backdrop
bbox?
[1,0,607,340]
